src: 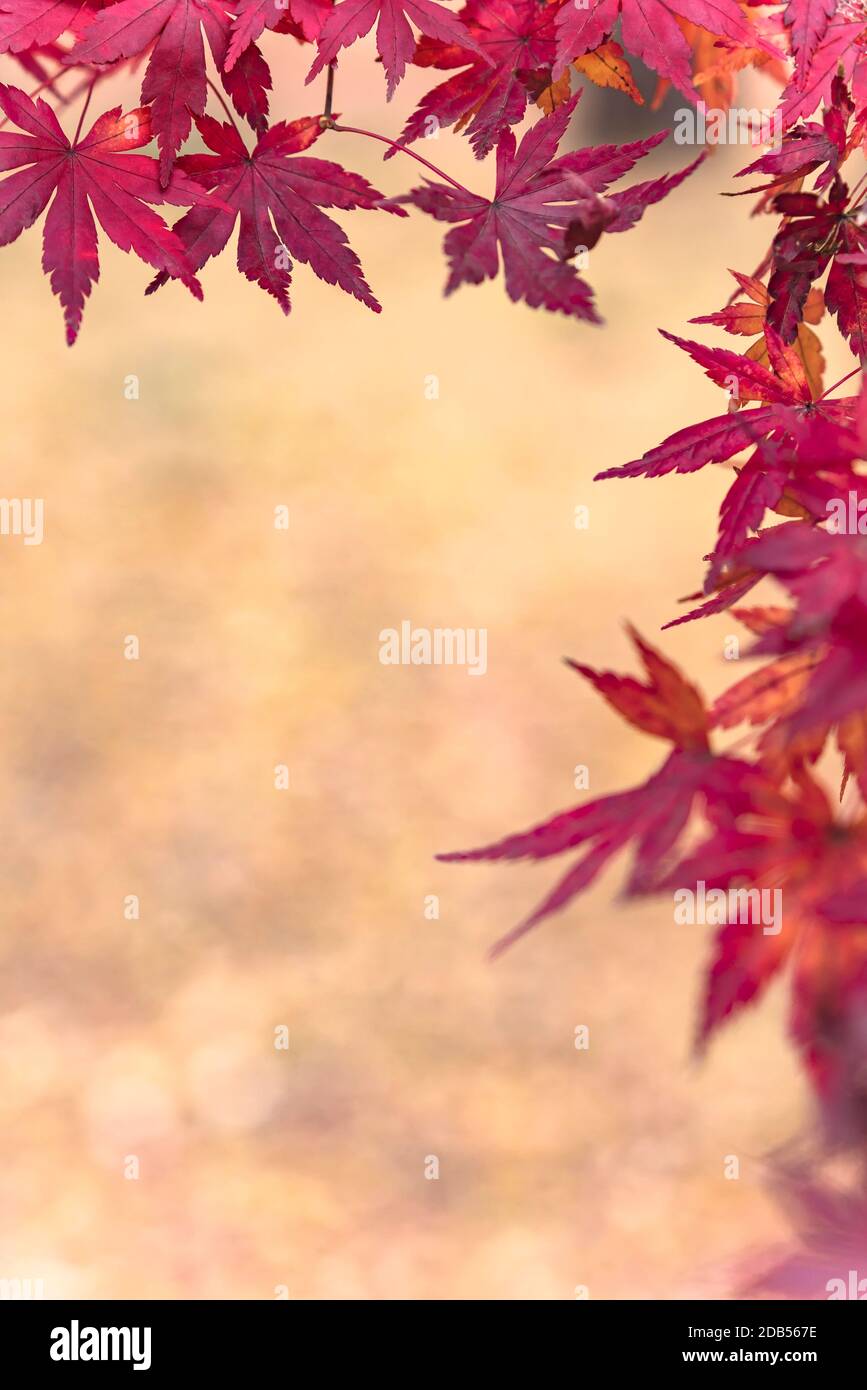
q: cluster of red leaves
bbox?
[10,2,867,342]
[440,58,867,1138]
[0,0,775,341]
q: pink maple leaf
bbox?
[0,84,208,343]
[67,0,272,185]
[306,0,485,99]
[396,93,702,319]
[553,0,771,97]
[147,111,405,313]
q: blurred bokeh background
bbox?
[0,31,852,1299]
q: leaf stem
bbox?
[848,171,867,208]
[59,71,103,110]
[323,61,336,121]
[818,365,862,399]
[206,76,243,141]
[329,123,476,198]
[72,76,97,145]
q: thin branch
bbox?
[329,123,476,199]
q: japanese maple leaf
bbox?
[717,525,867,751]
[0,0,95,52]
[765,176,867,360]
[649,13,788,113]
[691,269,826,401]
[709,512,867,800]
[734,73,857,196]
[0,83,206,343]
[437,628,754,956]
[574,38,643,104]
[778,13,865,126]
[659,409,861,626]
[596,325,858,486]
[710,599,861,796]
[147,111,403,314]
[67,0,272,185]
[552,0,769,98]
[711,604,820,753]
[225,0,332,70]
[734,79,867,355]
[306,0,484,98]
[783,0,839,69]
[655,325,823,410]
[396,0,559,160]
[655,764,867,1102]
[396,94,701,320]
[595,323,863,618]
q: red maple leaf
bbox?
[595,326,857,481]
[597,323,860,497]
[396,93,702,320]
[783,0,839,70]
[0,83,207,343]
[553,0,770,97]
[764,178,867,359]
[305,0,484,99]
[733,73,859,198]
[225,0,332,70]
[656,764,867,1106]
[711,525,867,793]
[0,0,96,52]
[689,270,826,400]
[67,0,272,185]
[594,319,866,620]
[396,0,559,160]
[778,12,865,127]
[437,628,754,956]
[147,111,403,314]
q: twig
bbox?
[330,123,476,198]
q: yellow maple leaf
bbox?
[573,41,644,106]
